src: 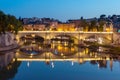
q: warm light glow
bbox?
[64,42,68,46]
[19,31,113,34]
[71,48,75,52]
[61,53,64,56]
[15,58,110,61]
[98,37,103,44]
[58,45,62,50]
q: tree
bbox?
[89,20,97,31]
[100,14,106,19]
[98,20,106,31]
[79,19,89,31]
[0,10,23,34]
[80,16,83,20]
[0,11,7,34]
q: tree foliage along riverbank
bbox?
[0,10,23,34]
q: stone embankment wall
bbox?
[0,32,15,47]
[0,32,18,51]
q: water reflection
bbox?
[1,39,120,80]
[17,39,120,69]
[0,51,16,69]
[0,51,21,80]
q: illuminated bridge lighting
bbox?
[14,57,111,61]
[19,31,113,34]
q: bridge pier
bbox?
[44,39,51,45]
[15,35,20,43]
[111,33,114,43]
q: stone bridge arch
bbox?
[18,32,81,44]
[17,31,113,44]
[51,34,79,44]
[83,33,113,44]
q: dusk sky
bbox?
[0,0,120,21]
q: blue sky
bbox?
[0,0,120,21]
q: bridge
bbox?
[17,31,114,44]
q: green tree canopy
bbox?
[0,10,23,34]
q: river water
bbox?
[0,39,120,80]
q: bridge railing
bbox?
[18,31,113,34]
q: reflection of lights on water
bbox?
[58,45,62,50]
[79,59,84,64]
[25,39,26,43]
[98,37,103,44]
[98,47,103,52]
[98,63,100,69]
[71,61,74,66]
[61,53,64,56]
[85,48,89,54]
[95,55,97,58]
[27,61,30,67]
[30,54,34,56]
[45,60,50,65]
[58,41,61,44]
[64,42,68,46]
[39,46,41,49]
[90,52,93,56]
[30,54,33,58]
[32,41,35,43]
[51,62,54,68]
[55,49,58,54]
[71,48,75,52]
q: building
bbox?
[33,24,46,31]
[23,24,33,31]
[57,23,75,31]
[103,22,113,32]
[23,24,46,31]
[50,21,58,31]
[68,19,81,28]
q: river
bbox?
[0,38,120,80]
